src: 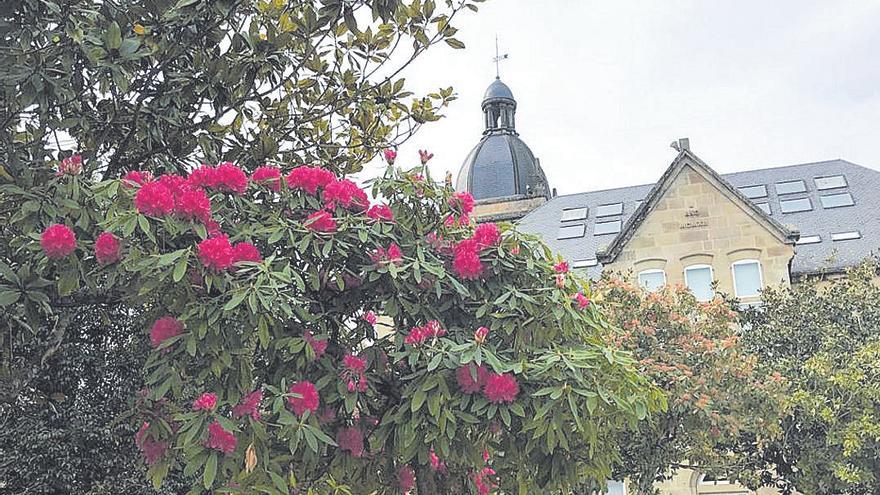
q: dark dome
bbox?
[483,78,515,102]
[456,133,550,201]
[456,77,551,202]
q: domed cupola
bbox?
[456,77,551,207]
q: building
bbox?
[455,77,880,495]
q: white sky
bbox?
[363,0,880,195]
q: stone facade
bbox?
[472,195,547,222]
[604,164,794,304]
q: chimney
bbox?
[678,137,690,151]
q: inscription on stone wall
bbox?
[680,208,707,229]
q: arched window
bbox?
[684,264,714,301]
[731,259,763,298]
[637,269,666,292]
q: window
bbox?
[796,235,821,245]
[638,269,666,292]
[557,224,585,239]
[594,220,622,236]
[604,480,625,495]
[572,259,598,268]
[732,260,763,298]
[779,197,812,213]
[595,203,623,217]
[755,202,772,215]
[738,184,767,199]
[775,179,807,195]
[684,265,714,301]
[698,473,732,485]
[560,207,588,222]
[819,192,854,209]
[831,231,861,241]
[814,175,847,190]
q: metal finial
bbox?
[493,35,509,79]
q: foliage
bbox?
[0,155,663,494]
[1,0,468,178]
[741,263,880,495]
[593,277,782,495]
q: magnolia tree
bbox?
[592,278,783,494]
[1,154,663,494]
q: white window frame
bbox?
[684,264,715,301]
[637,269,666,292]
[731,259,763,298]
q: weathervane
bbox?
[493,35,508,78]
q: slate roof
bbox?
[457,133,550,201]
[516,159,880,278]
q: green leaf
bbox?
[224,290,248,311]
[0,290,21,306]
[269,470,289,494]
[444,38,465,49]
[106,21,122,50]
[411,389,427,413]
[203,452,217,489]
[173,252,189,282]
[427,353,443,371]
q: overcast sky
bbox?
[365,0,880,195]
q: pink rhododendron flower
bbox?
[188,163,248,194]
[362,311,378,326]
[510,244,521,255]
[204,218,222,237]
[473,223,501,248]
[366,204,394,222]
[474,326,489,345]
[232,390,263,420]
[429,448,446,472]
[57,155,83,175]
[149,316,183,349]
[317,407,336,424]
[482,448,490,462]
[193,392,217,411]
[450,191,475,215]
[554,261,569,274]
[94,232,121,265]
[452,239,483,280]
[574,292,590,309]
[370,243,403,266]
[174,185,212,222]
[122,170,153,188]
[41,224,76,259]
[336,426,365,457]
[383,149,397,165]
[205,421,237,454]
[474,467,497,495]
[288,381,320,417]
[198,235,235,271]
[483,373,519,404]
[134,181,175,217]
[303,331,328,359]
[250,166,282,191]
[286,166,336,195]
[157,174,189,198]
[232,242,261,264]
[444,214,470,228]
[135,422,167,465]
[323,178,369,210]
[397,465,415,494]
[456,364,489,394]
[403,320,446,346]
[304,210,337,233]
[387,243,403,262]
[343,354,367,374]
[419,149,434,165]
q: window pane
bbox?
[638,270,666,292]
[831,231,861,241]
[756,202,772,215]
[594,220,622,235]
[595,203,623,217]
[814,175,847,190]
[557,224,585,239]
[819,193,854,209]
[605,481,626,495]
[560,207,588,222]
[733,261,762,297]
[796,235,821,245]
[779,197,812,213]
[775,180,807,195]
[739,185,767,199]
[572,259,598,268]
[685,266,714,301]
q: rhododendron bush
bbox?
[0,156,663,494]
[593,278,784,494]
